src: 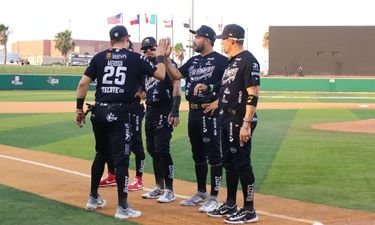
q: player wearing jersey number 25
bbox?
[75,25,168,220]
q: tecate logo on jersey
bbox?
[101,87,124,93]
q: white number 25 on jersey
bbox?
[102,66,127,85]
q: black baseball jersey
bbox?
[179,51,228,103]
[145,60,177,107]
[85,48,157,103]
[219,51,260,113]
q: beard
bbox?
[194,44,204,53]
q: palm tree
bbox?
[54,30,75,65]
[262,32,269,75]
[262,31,269,50]
[0,24,10,64]
[173,42,185,66]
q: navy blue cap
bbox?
[141,37,157,50]
[216,24,245,40]
[109,25,129,40]
[189,25,216,43]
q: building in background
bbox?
[269,26,375,76]
[11,39,141,65]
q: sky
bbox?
[1,0,375,67]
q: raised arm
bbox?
[153,38,168,80]
[164,38,183,80]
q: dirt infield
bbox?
[312,119,375,134]
[1,102,375,225]
[2,145,375,225]
[0,101,374,113]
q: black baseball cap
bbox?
[109,25,129,40]
[189,25,216,43]
[216,24,245,40]
[141,37,157,50]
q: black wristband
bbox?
[76,98,85,109]
[156,55,165,64]
[246,95,258,107]
[171,96,181,117]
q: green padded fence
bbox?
[0,74,96,90]
[0,74,374,92]
[261,77,375,92]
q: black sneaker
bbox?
[207,203,238,218]
[224,208,259,224]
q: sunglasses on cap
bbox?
[142,47,156,53]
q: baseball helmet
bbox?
[141,37,157,50]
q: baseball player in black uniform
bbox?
[127,92,147,190]
[207,24,260,224]
[165,25,228,213]
[75,25,168,220]
[99,45,146,190]
[99,93,146,190]
[138,37,181,203]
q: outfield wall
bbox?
[262,77,375,92]
[0,75,96,90]
[0,74,375,92]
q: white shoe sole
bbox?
[114,212,142,219]
[85,200,106,211]
[128,187,144,191]
[142,194,163,199]
[224,215,259,224]
[158,197,176,203]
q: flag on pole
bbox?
[107,13,122,24]
[163,20,173,28]
[150,15,157,25]
[218,23,223,31]
[183,23,190,28]
[130,14,140,25]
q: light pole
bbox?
[190,0,195,58]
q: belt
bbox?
[189,102,211,110]
[223,108,237,115]
[95,102,130,107]
[147,104,170,109]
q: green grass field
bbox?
[1,91,374,224]
[0,185,137,225]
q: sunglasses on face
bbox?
[143,47,156,53]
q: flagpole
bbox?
[172,16,174,60]
[155,15,158,41]
[138,14,141,51]
[246,27,249,50]
[190,0,195,57]
[220,16,224,54]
